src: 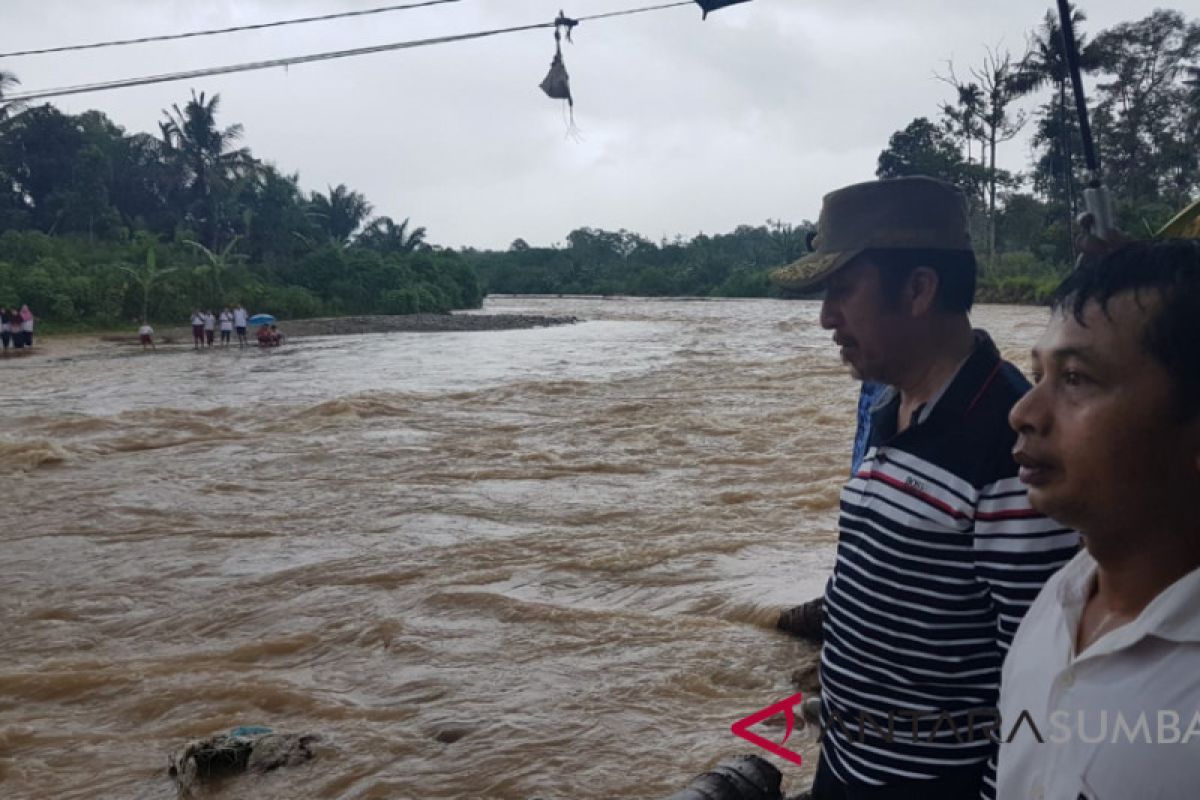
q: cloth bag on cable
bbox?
[540,41,572,108]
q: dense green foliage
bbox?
[0,89,481,328]
[467,223,807,299]
[876,7,1198,297]
[0,231,482,328]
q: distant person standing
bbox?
[219,307,233,346]
[203,309,216,348]
[233,303,249,347]
[19,304,33,348]
[9,308,24,351]
[138,322,156,351]
[0,306,10,353]
[190,310,205,349]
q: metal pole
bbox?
[1056,0,1114,238]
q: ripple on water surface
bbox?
[0,298,1047,799]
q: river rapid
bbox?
[0,297,1049,799]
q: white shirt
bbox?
[191,313,204,326]
[139,324,153,336]
[203,313,216,331]
[219,311,233,331]
[233,308,247,327]
[996,550,1200,800]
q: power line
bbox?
[4,2,695,104]
[0,0,463,59]
[6,25,551,103]
[572,2,691,23]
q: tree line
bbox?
[0,88,482,328]
[0,6,1196,322]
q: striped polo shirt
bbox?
[819,331,1080,790]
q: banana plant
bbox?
[118,242,178,324]
[185,235,245,307]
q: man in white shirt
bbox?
[190,310,205,349]
[233,304,248,347]
[997,239,1200,799]
[203,309,216,348]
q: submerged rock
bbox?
[168,728,317,796]
[789,661,821,695]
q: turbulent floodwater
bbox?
[0,297,1048,800]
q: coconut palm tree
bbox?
[356,215,428,254]
[159,90,254,248]
[1011,7,1101,212]
[307,184,373,246]
[0,70,23,123]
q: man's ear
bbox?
[908,266,940,317]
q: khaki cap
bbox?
[770,176,973,292]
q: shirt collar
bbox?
[1135,563,1200,644]
[1055,549,1200,656]
[869,330,1001,443]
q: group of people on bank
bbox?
[768,176,1199,800]
[134,304,283,351]
[0,304,34,353]
[189,305,251,349]
[175,305,286,349]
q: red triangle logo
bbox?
[730,692,805,766]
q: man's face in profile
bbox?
[819,258,906,384]
[1010,290,1200,534]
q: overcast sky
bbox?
[0,0,1179,249]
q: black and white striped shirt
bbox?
[819,331,1079,791]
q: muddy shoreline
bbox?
[2,313,578,362]
[135,312,578,342]
[105,312,580,345]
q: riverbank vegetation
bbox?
[0,7,1195,324]
[0,90,482,329]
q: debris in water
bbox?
[168,727,318,796]
[789,661,821,695]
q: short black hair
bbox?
[864,248,977,313]
[1053,239,1200,418]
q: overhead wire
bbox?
[0,0,463,59]
[571,2,691,23]
[3,2,695,104]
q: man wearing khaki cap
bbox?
[772,177,1078,799]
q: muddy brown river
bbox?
[0,297,1048,799]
